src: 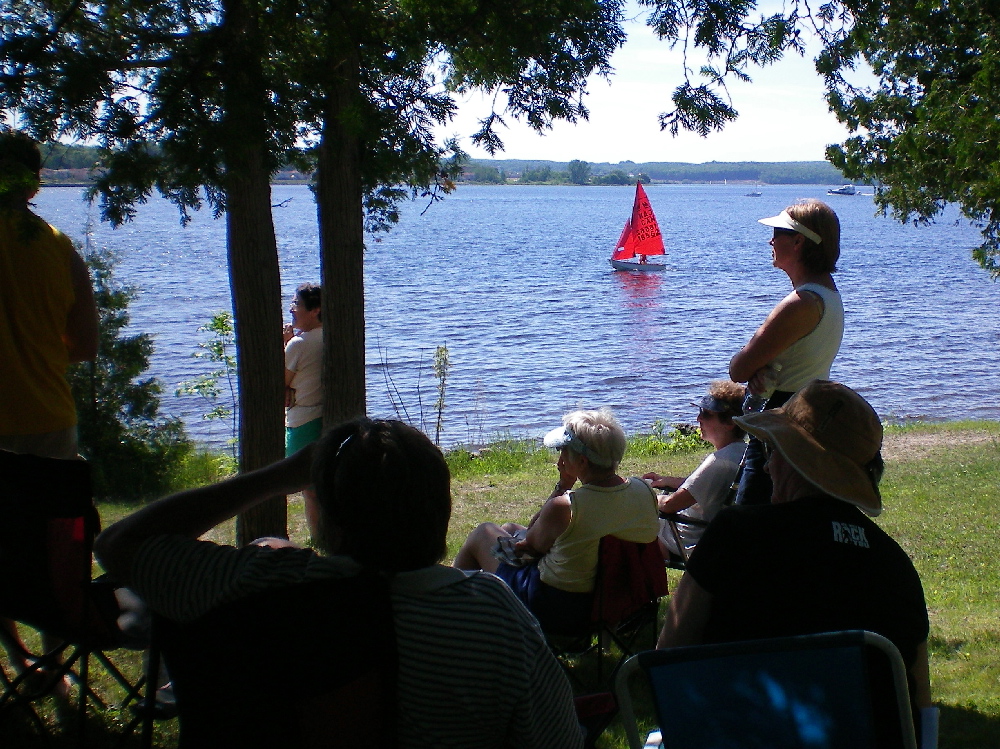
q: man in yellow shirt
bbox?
[0,128,98,688]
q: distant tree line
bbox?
[41,145,845,187]
[39,142,102,171]
[460,159,847,185]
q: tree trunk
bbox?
[317,40,367,426]
[219,0,287,544]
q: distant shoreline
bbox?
[41,178,864,189]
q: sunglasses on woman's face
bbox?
[772,228,798,239]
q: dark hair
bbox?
[295,282,321,322]
[311,418,451,573]
[0,130,42,201]
[706,379,747,440]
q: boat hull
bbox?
[610,259,666,272]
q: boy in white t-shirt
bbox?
[643,380,746,560]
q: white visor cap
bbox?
[758,210,822,244]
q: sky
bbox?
[439,8,858,165]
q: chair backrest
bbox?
[615,630,917,749]
[155,573,398,749]
[592,536,669,626]
[0,450,118,644]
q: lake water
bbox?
[33,183,1000,449]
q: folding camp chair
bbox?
[0,450,152,746]
[549,536,669,689]
[615,630,919,749]
[152,573,397,748]
[658,512,709,571]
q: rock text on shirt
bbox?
[831,521,870,548]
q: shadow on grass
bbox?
[940,703,1000,749]
[0,706,176,749]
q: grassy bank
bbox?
[6,421,999,747]
[450,421,1000,747]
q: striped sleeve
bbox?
[130,535,356,623]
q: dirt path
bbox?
[882,428,999,461]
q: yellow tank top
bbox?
[0,209,77,435]
[538,477,659,593]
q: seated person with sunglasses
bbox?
[642,381,746,562]
[454,409,659,635]
[658,380,931,720]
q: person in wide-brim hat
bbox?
[656,379,932,723]
[733,379,884,515]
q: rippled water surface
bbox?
[34,184,1000,448]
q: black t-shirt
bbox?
[686,495,929,668]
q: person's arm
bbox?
[910,639,932,709]
[521,494,572,557]
[284,368,297,407]
[284,334,299,406]
[94,446,314,585]
[643,471,684,491]
[519,455,577,555]
[729,289,824,385]
[63,250,98,363]
[658,487,697,515]
[657,572,713,648]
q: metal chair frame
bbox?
[615,629,918,749]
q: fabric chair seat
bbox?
[154,573,397,749]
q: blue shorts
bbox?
[495,561,593,636]
[285,417,323,457]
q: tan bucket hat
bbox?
[734,380,884,515]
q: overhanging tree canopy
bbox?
[635,0,1000,277]
[0,0,632,540]
[816,0,1000,277]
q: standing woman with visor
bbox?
[729,200,843,505]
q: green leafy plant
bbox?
[176,312,239,461]
[626,421,709,459]
[69,247,194,501]
[433,344,451,446]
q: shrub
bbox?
[626,421,709,458]
[69,247,194,500]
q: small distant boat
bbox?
[827,184,857,196]
[610,182,666,272]
[745,190,762,197]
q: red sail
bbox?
[610,183,664,261]
[629,182,664,257]
[611,219,637,260]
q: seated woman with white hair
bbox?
[453,408,660,634]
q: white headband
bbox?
[758,210,822,244]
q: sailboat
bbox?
[609,182,666,272]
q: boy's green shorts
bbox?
[286,417,322,457]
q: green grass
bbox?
[448,422,1000,748]
[5,421,999,747]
